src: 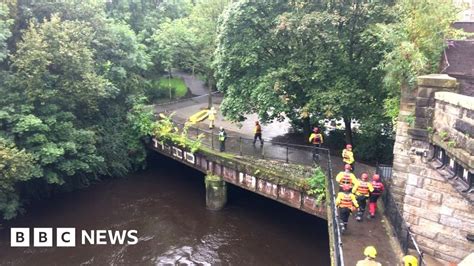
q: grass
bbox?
[158,77,188,98]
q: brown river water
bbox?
[0,153,330,265]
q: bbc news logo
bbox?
[11,228,138,247]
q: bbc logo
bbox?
[11,228,75,247]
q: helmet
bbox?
[361,173,368,181]
[372,174,380,182]
[255,121,259,125]
[342,184,351,191]
[364,246,377,259]
[219,126,224,130]
[313,127,319,133]
[344,164,352,171]
[402,255,418,266]
[346,144,352,149]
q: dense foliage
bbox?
[0,0,463,219]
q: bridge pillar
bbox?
[205,174,227,210]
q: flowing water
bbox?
[0,153,330,265]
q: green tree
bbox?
[214,1,393,144]
[0,3,12,62]
[378,0,464,121]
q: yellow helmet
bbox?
[364,246,377,258]
[402,255,418,266]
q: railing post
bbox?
[239,137,242,156]
[211,130,214,149]
[261,143,265,159]
[286,142,289,163]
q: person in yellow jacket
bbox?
[309,127,324,160]
[336,164,357,191]
[352,173,374,222]
[253,121,263,146]
[402,255,418,266]
[356,246,382,266]
[335,184,359,233]
[208,107,217,129]
[342,144,355,171]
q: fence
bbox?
[376,164,425,265]
[163,119,345,266]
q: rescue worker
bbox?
[402,255,418,266]
[218,127,227,152]
[309,127,324,159]
[342,144,355,171]
[353,173,374,221]
[335,164,357,191]
[208,107,216,129]
[335,184,359,233]
[253,121,263,146]
[368,174,385,218]
[356,246,382,266]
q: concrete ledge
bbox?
[435,91,474,111]
[417,74,458,88]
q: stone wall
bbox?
[392,74,474,263]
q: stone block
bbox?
[417,74,457,89]
[467,109,474,120]
[455,119,474,136]
[417,87,436,98]
[403,195,422,207]
[415,117,429,128]
[445,104,462,117]
[416,97,431,108]
[404,205,440,222]
[439,214,473,228]
[403,211,420,225]
[418,217,445,234]
[433,251,464,264]
[406,186,443,204]
[407,174,424,187]
[415,106,428,118]
[443,194,472,211]
[452,209,474,222]
[408,128,429,140]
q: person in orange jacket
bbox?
[336,164,357,191]
[352,173,374,221]
[336,184,359,233]
[368,174,385,218]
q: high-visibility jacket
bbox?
[208,109,216,121]
[218,131,227,141]
[353,180,374,197]
[336,192,359,209]
[336,171,357,187]
[309,133,324,144]
[342,149,354,164]
[356,258,382,266]
[255,124,262,134]
[371,181,385,196]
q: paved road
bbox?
[155,74,402,265]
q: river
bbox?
[0,153,330,265]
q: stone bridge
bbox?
[392,74,474,264]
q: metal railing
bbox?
[160,119,345,265]
[376,164,425,266]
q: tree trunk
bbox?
[208,73,213,109]
[343,117,353,145]
[303,116,311,141]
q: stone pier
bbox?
[205,174,227,210]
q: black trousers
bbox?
[339,207,351,224]
[356,195,368,212]
[253,133,263,144]
[219,141,225,152]
[369,194,380,203]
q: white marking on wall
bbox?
[184,152,195,164]
[152,138,158,148]
[172,147,183,159]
